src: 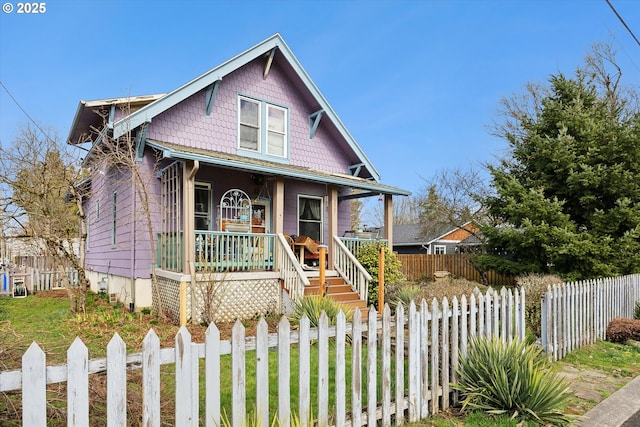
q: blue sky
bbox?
[1,0,639,201]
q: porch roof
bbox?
[147,140,411,197]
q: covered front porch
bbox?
[151,153,407,322]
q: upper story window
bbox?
[238,96,288,158]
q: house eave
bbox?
[147,140,410,197]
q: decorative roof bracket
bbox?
[349,163,364,177]
[309,109,324,139]
[264,48,276,79]
[134,120,151,162]
[107,104,116,129]
[205,79,221,117]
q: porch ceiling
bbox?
[147,139,411,197]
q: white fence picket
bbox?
[366,307,377,427]
[298,316,311,427]
[175,326,193,426]
[406,301,419,422]
[142,329,160,427]
[381,305,392,427]
[318,312,329,427]
[205,323,221,427]
[68,337,89,427]
[430,298,439,416]
[22,342,46,427]
[231,321,245,427]
[277,316,290,427]
[256,318,269,427]
[420,299,429,418]
[394,304,405,426]
[106,333,126,427]
[350,307,363,427]
[335,311,347,427]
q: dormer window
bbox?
[238,95,287,158]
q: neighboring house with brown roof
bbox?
[388,222,480,254]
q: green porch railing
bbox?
[157,231,276,273]
[157,232,183,272]
[195,231,276,272]
[339,236,388,255]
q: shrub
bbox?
[355,242,404,308]
[606,317,640,343]
[515,273,563,338]
[634,300,640,320]
[389,285,422,311]
[454,336,572,426]
[288,295,352,327]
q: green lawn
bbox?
[1,293,639,426]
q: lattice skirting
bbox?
[154,275,184,323]
[155,273,285,323]
[190,276,281,323]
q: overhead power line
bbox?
[605,0,640,48]
[0,80,55,145]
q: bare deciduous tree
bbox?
[417,165,489,239]
[88,103,165,318]
[0,124,90,312]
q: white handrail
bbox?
[333,236,372,301]
[276,233,309,301]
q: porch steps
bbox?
[305,276,369,313]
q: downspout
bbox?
[130,170,136,312]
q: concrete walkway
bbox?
[574,375,640,426]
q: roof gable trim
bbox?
[111,33,381,181]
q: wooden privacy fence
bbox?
[396,254,514,287]
[0,288,525,426]
[541,274,640,361]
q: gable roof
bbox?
[70,33,382,181]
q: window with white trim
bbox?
[298,195,323,242]
[238,96,288,158]
[195,182,212,230]
[434,245,446,254]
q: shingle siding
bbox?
[147,58,352,175]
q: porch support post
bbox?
[183,160,198,275]
[273,177,285,234]
[327,185,338,270]
[383,194,393,249]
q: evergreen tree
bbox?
[477,47,640,280]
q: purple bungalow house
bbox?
[67,34,410,322]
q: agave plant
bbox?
[391,285,422,310]
[288,294,352,327]
[454,336,572,426]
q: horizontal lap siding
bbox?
[85,153,162,279]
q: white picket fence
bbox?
[0,287,525,426]
[541,274,640,361]
[1,268,78,295]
